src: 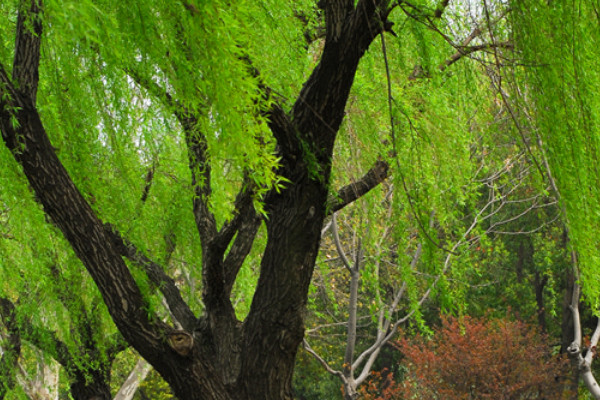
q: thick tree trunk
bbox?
[240,174,328,399]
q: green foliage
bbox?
[511,0,600,304]
[293,350,343,400]
[135,369,176,400]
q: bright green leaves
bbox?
[34,0,295,231]
[511,0,600,304]
[236,0,316,101]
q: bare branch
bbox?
[331,213,353,272]
[568,275,600,399]
[327,160,390,214]
[585,318,600,368]
[302,339,345,380]
[113,357,152,400]
[343,240,361,377]
[305,316,372,335]
[441,41,514,71]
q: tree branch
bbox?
[105,225,197,331]
[568,267,600,399]
[222,214,262,297]
[331,213,353,272]
[343,240,361,378]
[185,122,217,245]
[214,176,256,253]
[323,0,355,42]
[440,41,514,71]
[113,357,152,400]
[327,159,390,214]
[13,0,42,104]
[140,163,156,204]
[302,339,345,380]
[126,68,217,246]
[128,67,236,320]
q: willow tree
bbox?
[510,1,600,396]
[0,0,494,398]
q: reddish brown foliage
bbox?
[360,315,570,399]
[357,369,402,400]
[398,316,569,399]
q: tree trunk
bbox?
[561,267,579,397]
[343,382,358,400]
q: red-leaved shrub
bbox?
[397,316,569,399]
[361,315,570,399]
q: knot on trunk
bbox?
[168,330,194,357]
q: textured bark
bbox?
[327,160,389,214]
